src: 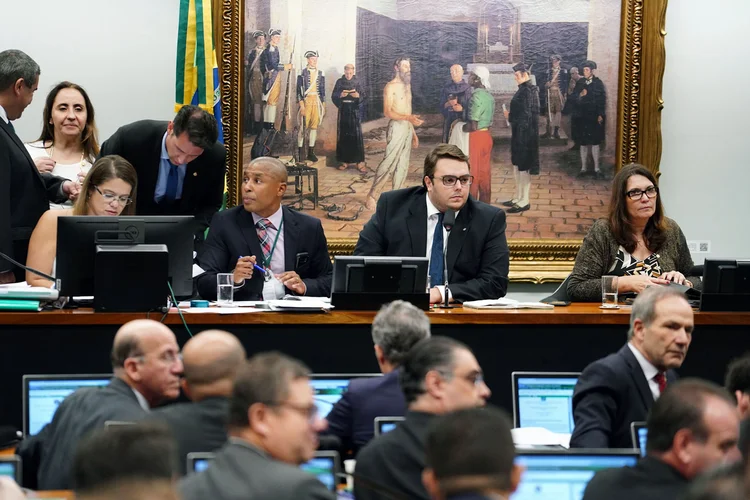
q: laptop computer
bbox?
[512,449,639,499]
[187,450,340,492]
[630,421,648,457]
[511,371,580,434]
[0,456,22,483]
[23,374,111,436]
[374,416,404,437]
[309,374,381,419]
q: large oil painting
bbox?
[220,0,668,281]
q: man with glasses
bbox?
[179,352,334,500]
[354,336,491,500]
[17,319,183,490]
[99,105,226,248]
[355,143,510,303]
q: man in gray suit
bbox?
[18,319,183,490]
[179,352,334,500]
[152,329,246,475]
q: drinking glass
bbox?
[601,275,619,309]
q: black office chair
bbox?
[540,274,572,304]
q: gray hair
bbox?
[0,50,40,91]
[627,286,689,340]
[372,300,431,366]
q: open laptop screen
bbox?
[300,451,340,492]
[512,450,639,500]
[0,456,21,483]
[309,374,380,418]
[23,374,111,436]
[631,421,648,457]
[512,372,580,434]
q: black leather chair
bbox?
[540,274,572,304]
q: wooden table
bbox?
[2,304,749,429]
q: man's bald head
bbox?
[181,330,246,400]
[111,320,176,369]
[245,157,288,182]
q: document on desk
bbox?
[462,298,554,310]
[511,427,571,448]
[0,282,59,301]
[181,306,270,314]
[267,297,333,311]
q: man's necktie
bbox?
[7,121,15,134]
[654,372,667,394]
[428,213,445,289]
[256,218,275,263]
[164,165,179,202]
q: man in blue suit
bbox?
[196,157,332,300]
[324,300,430,455]
[570,286,694,448]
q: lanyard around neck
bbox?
[261,218,283,269]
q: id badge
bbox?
[262,270,285,300]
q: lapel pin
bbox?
[193,172,198,177]
[463,227,467,232]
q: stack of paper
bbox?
[511,427,571,448]
[0,282,58,302]
[462,298,553,310]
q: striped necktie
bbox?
[256,218,275,262]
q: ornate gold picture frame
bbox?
[218,0,667,283]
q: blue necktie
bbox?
[164,164,178,202]
[429,213,445,289]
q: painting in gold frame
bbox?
[217,0,668,283]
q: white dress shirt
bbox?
[627,342,661,400]
[131,388,150,411]
[0,104,9,124]
[424,194,460,301]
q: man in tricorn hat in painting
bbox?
[297,50,326,163]
[570,60,606,179]
[247,30,266,134]
[541,54,569,139]
[260,28,292,130]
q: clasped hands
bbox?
[232,256,306,295]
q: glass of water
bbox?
[216,273,234,305]
[601,275,619,309]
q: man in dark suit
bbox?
[570,286,694,449]
[423,407,522,500]
[324,300,431,455]
[583,379,741,500]
[355,144,509,304]
[354,337,492,500]
[17,319,183,489]
[0,49,78,282]
[179,352,334,500]
[196,156,332,300]
[99,105,226,245]
[151,329,245,475]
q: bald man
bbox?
[17,319,183,490]
[151,330,245,475]
[196,156,333,300]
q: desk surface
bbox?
[0,303,748,326]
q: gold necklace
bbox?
[49,144,87,171]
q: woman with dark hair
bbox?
[25,155,137,288]
[25,81,99,209]
[567,163,700,301]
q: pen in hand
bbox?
[239,256,266,274]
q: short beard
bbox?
[399,71,411,85]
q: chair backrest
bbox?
[540,274,572,304]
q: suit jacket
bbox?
[17,377,148,490]
[354,411,435,500]
[569,344,678,449]
[99,120,226,243]
[0,119,66,275]
[178,439,335,500]
[582,456,689,500]
[151,396,229,476]
[324,370,406,455]
[196,205,332,300]
[354,187,509,302]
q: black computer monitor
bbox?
[309,373,381,418]
[374,416,404,437]
[0,456,21,483]
[300,451,341,492]
[630,421,648,457]
[511,372,581,434]
[702,259,750,294]
[187,452,215,473]
[332,256,428,294]
[56,216,194,297]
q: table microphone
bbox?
[437,209,456,309]
[0,250,60,288]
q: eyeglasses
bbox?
[459,371,485,387]
[94,186,133,206]
[271,401,319,424]
[132,350,182,366]
[433,175,474,187]
[626,186,658,200]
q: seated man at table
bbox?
[99,105,226,247]
[354,336,491,500]
[354,144,509,304]
[324,300,431,454]
[570,286,694,449]
[17,319,183,489]
[196,156,332,300]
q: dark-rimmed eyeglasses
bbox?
[432,175,474,187]
[94,186,133,206]
[626,186,658,200]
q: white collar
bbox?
[131,388,150,411]
[628,342,660,381]
[251,205,283,229]
[425,193,462,220]
[0,104,9,124]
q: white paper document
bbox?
[511,427,571,448]
[462,297,553,310]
